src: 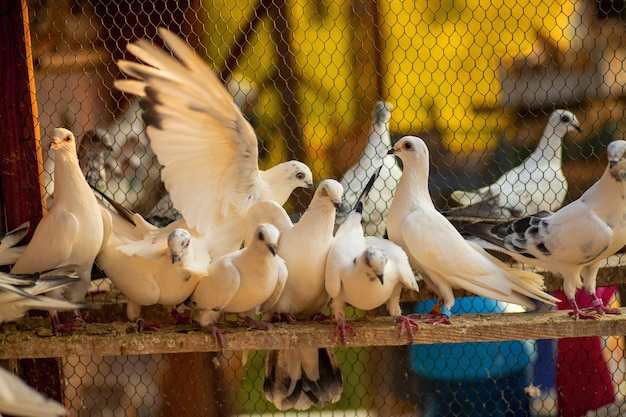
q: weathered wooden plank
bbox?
[1,309,625,359]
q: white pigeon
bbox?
[326,169,420,345]
[448,109,581,220]
[0,366,67,417]
[463,140,626,320]
[10,128,105,332]
[114,28,314,259]
[386,136,559,324]
[187,223,287,347]
[264,179,344,411]
[337,101,401,236]
[95,191,208,331]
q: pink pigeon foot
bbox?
[396,315,420,341]
[334,319,356,345]
[209,324,233,349]
[426,314,452,325]
[243,316,273,331]
[52,310,85,333]
[51,315,76,333]
[170,308,191,325]
[567,298,599,320]
[424,305,452,325]
[137,319,161,332]
[588,296,622,316]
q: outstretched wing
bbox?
[115,28,263,235]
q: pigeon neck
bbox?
[259,169,292,206]
[53,152,91,202]
[531,127,562,163]
[584,165,626,206]
[297,202,337,240]
[398,162,433,208]
[363,124,391,161]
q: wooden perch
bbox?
[1,308,625,359]
[0,255,623,360]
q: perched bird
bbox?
[337,101,400,236]
[463,140,626,320]
[326,168,420,345]
[264,179,344,411]
[187,223,287,347]
[448,109,581,220]
[0,366,67,417]
[386,136,559,324]
[94,190,208,331]
[10,128,105,332]
[114,28,314,259]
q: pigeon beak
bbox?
[333,200,342,210]
[387,147,396,155]
[307,181,315,190]
[268,243,277,256]
[49,137,61,150]
[376,273,384,285]
[171,253,181,264]
[574,123,582,133]
[610,159,619,169]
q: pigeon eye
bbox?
[296,172,305,180]
[403,142,412,150]
[258,231,264,241]
[64,135,72,142]
[561,115,571,123]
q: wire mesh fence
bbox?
[3,0,626,416]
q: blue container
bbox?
[409,297,532,382]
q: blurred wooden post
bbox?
[0,0,64,405]
[0,0,46,230]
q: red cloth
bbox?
[554,287,617,417]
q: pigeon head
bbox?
[550,109,582,136]
[387,136,429,162]
[289,161,315,190]
[315,179,344,210]
[264,161,314,191]
[168,228,191,264]
[49,128,77,152]
[607,140,626,180]
[255,223,280,256]
[363,246,387,285]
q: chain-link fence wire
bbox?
[11,0,626,415]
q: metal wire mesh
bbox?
[3,0,626,416]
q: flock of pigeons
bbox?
[2,27,626,415]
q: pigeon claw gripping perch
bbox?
[425,307,452,326]
[334,319,356,345]
[396,315,420,341]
